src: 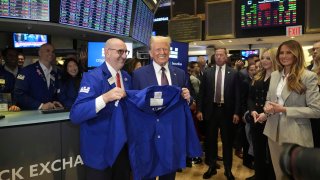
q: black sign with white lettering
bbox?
[0,121,84,180]
[168,17,202,42]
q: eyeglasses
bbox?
[155,48,169,53]
[312,47,320,52]
[108,48,130,56]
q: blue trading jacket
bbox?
[69,62,132,170]
[58,79,79,109]
[118,85,202,179]
[0,66,17,94]
[14,61,60,110]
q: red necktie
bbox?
[116,72,121,88]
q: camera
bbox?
[280,143,320,180]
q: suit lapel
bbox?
[210,67,216,93]
[224,66,231,91]
[101,63,115,88]
[169,66,178,86]
[121,71,130,89]
[281,81,291,103]
[148,64,159,85]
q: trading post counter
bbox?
[0,111,85,180]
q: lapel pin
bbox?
[124,78,128,81]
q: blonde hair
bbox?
[276,40,306,94]
[253,48,277,84]
[149,36,171,49]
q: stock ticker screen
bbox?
[0,0,49,21]
[131,0,154,45]
[59,0,133,36]
[240,0,297,29]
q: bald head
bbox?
[38,43,55,66]
[104,38,128,71]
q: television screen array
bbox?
[0,0,49,21]
[240,0,297,29]
[131,0,154,45]
[13,33,48,48]
[59,0,133,36]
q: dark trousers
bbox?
[205,103,234,170]
[311,118,320,148]
[252,123,275,180]
[85,145,130,180]
[142,172,176,180]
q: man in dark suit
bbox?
[197,48,240,180]
[132,36,191,180]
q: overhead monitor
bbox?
[131,0,154,45]
[0,0,50,21]
[240,49,259,60]
[13,33,48,48]
[240,0,297,29]
[87,42,133,69]
[59,0,133,36]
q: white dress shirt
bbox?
[39,62,52,88]
[95,62,123,113]
[153,61,172,85]
[214,64,226,103]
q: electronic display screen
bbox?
[131,0,154,45]
[0,0,49,21]
[240,49,259,60]
[59,0,133,36]
[169,41,189,72]
[13,33,48,48]
[240,0,297,29]
[87,42,133,69]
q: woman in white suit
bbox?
[263,40,320,179]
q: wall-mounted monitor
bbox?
[87,42,133,69]
[0,0,49,21]
[59,0,133,36]
[131,0,154,45]
[240,0,297,29]
[169,41,189,72]
[240,49,259,60]
[13,33,48,48]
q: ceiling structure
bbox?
[189,33,320,51]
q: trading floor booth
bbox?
[0,111,84,180]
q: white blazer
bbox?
[264,70,320,147]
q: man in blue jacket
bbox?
[70,38,132,180]
[14,43,63,110]
[132,36,192,180]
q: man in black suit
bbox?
[197,48,240,180]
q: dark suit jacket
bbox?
[197,65,240,120]
[132,63,189,90]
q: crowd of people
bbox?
[1,37,320,180]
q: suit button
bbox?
[157,119,159,122]
[157,135,161,138]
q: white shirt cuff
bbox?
[38,103,43,110]
[96,95,106,113]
